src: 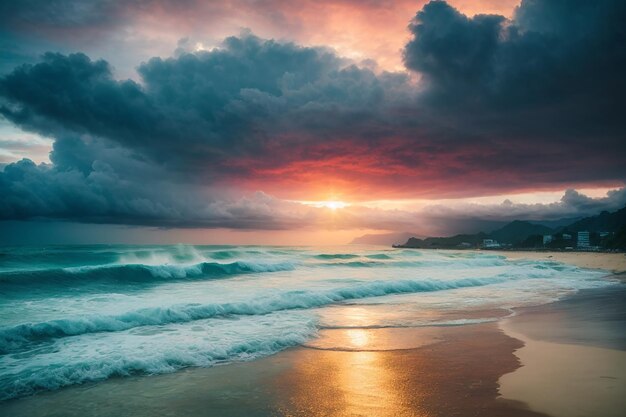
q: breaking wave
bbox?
[0,274,522,353]
[0,260,295,288]
[0,313,318,401]
[314,254,360,260]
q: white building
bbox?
[482,239,501,249]
[543,235,553,245]
[577,231,590,248]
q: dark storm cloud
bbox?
[0,1,122,28]
[0,151,418,231]
[0,0,134,74]
[0,37,408,177]
[0,33,411,229]
[400,0,626,194]
[402,0,626,188]
[0,152,316,229]
[404,0,626,123]
[0,0,625,229]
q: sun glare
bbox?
[321,200,348,210]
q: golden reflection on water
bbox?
[345,329,369,348]
[337,350,413,417]
[277,349,420,417]
[276,306,445,416]
[276,329,432,417]
[304,326,443,351]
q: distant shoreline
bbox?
[393,244,624,254]
[493,250,626,275]
[390,246,626,274]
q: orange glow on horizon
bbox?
[315,200,349,210]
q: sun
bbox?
[298,199,349,210]
[321,200,348,210]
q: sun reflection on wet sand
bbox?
[304,326,443,351]
[275,348,421,417]
[346,329,369,348]
[275,319,443,417]
[274,324,547,417]
[0,324,546,417]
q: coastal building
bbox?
[542,235,553,245]
[482,239,501,249]
[562,233,572,240]
[577,231,590,248]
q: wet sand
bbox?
[496,250,626,416]
[499,285,626,417]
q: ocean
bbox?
[0,244,615,401]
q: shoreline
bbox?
[392,248,626,274]
[498,284,626,417]
[492,250,626,274]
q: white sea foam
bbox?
[0,274,535,352]
[0,312,317,401]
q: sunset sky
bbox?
[1,0,625,244]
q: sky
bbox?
[0,0,625,245]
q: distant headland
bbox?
[394,206,626,252]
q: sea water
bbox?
[0,244,614,400]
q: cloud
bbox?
[0,1,461,76]
[422,187,626,225]
[0,38,409,179]
[0,0,425,78]
[0,1,625,232]
[402,0,626,187]
[404,1,626,122]
[0,155,297,229]
[1,147,624,234]
[404,1,505,99]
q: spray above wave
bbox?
[0,274,527,354]
[315,260,384,268]
[0,244,213,272]
[0,260,295,289]
[365,253,393,259]
[314,254,360,260]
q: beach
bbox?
[499,294,626,417]
[493,250,626,274]
[0,247,624,416]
